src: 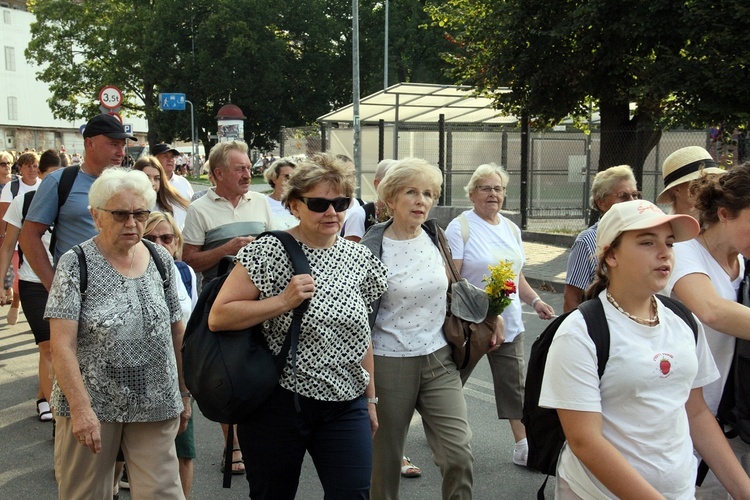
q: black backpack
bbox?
[182,231,310,488]
[182,230,310,424]
[522,294,698,496]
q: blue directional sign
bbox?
[159,93,186,111]
[123,124,133,134]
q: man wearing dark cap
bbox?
[19,114,136,290]
[152,143,194,200]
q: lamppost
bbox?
[384,0,389,90]
[352,0,362,197]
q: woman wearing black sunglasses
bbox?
[210,152,388,499]
[45,168,189,498]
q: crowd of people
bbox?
[4,112,750,499]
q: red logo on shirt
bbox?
[653,353,674,377]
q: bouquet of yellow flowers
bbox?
[483,260,517,316]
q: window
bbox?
[7,96,17,120]
[3,11,10,24]
[4,46,15,71]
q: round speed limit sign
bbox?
[99,86,123,110]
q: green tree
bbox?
[25,0,357,154]
[428,0,750,177]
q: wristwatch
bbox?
[366,397,379,405]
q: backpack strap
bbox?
[174,260,193,297]
[255,230,311,412]
[458,214,470,245]
[10,178,19,198]
[578,297,609,378]
[141,238,169,285]
[72,244,87,295]
[73,239,168,298]
[22,190,35,221]
[17,191,37,266]
[49,165,80,256]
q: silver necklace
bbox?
[606,292,659,326]
[126,246,136,278]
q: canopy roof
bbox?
[318,83,517,126]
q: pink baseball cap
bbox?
[596,200,700,254]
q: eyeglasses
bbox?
[144,234,175,244]
[300,197,351,213]
[476,185,506,194]
[613,191,642,202]
[0,162,10,167]
[97,208,151,223]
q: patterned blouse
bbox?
[45,239,183,422]
[235,234,388,401]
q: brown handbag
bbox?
[436,229,500,376]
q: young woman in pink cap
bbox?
[540,200,750,499]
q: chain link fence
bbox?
[280,124,744,233]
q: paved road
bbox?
[0,287,562,499]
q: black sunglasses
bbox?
[98,208,151,223]
[300,197,351,213]
[144,234,175,244]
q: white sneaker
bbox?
[512,438,528,466]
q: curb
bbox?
[522,231,575,248]
[524,276,565,294]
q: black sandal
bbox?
[221,448,246,475]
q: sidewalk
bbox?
[522,240,570,293]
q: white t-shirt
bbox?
[266,197,298,230]
[445,210,525,342]
[372,231,449,357]
[666,238,743,415]
[343,204,367,239]
[169,174,194,201]
[0,177,41,204]
[154,202,187,232]
[4,192,52,283]
[540,290,718,499]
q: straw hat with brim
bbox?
[596,200,700,255]
[657,146,725,203]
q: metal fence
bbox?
[280,124,742,234]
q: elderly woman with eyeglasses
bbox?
[45,168,189,499]
[445,163,554,468]
[563,164,639,312]
[210,152,387,499]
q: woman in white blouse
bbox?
[361,158,501,500]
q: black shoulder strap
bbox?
[49,166,80,255]
[256,230,311,315]
[73,240,168,298]
[10,178,19,198]
[254,230,311,412]
[72,244,87,295]
[142,238,168,284]
[17,191,37,266]
[578,297,610,378]
[21,190,35,222]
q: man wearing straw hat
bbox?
[657,146,725,216]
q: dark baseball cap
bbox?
[82,114,137,140]
[151,143,180,156]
